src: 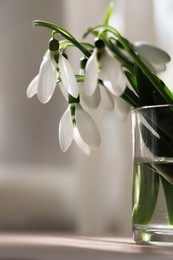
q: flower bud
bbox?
[94,38,105,49]
[49,38,59,51]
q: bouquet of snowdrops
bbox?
[27,3,172,156]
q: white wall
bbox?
[0,0,77,231]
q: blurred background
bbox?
[0,0,172,237]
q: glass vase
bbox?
[132,104,173,244]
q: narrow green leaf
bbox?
[161,177,173,225]
[104,2,114,25]
[123,70,138,94]
[132,163,159,224]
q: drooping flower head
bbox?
[85,38,126,98]
[59,94,101,155]
[27,37,79,104]
[27,38,59,103]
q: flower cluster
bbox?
[27,4,172,155]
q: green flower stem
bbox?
[33,20,91,57]
[84,25,173,104]
[60,40,94,53]
[161,177,173,225]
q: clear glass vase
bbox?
[132,104,173,245]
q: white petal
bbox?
[59,54,78,98]
[73,127,91,155]
[134,42,171,64]
[100,85,114,111]
[150,63,166,73]
[140,57,167,74]
[59,82,68,101]
[84,49,99,96]
[26,74,38,98]
[75,104,101,149]
[37,52,57,103]
[59,108,73,152]
[100,51,126,96]
[116,69,127,95]
[102,72,126,96]
[79,82,101,109]
[114,96,131,121]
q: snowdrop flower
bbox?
[59,102,101,155]
[27,50,57,104]
[27,38,78,104]
[85,38,126,97]
[80,57,114,112]
[134,42,171,73]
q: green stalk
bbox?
[33,20,91,57]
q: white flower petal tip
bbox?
[79,82,101,109]
[134,42,171,64]
[26,75,39,98]
[100,86,114,111]
[59,54,79,98]
[37,52,57,104]
[76,104,101,149]
[73,128,92,156]
[85,50,99,96]
[151,63,166,73]
[114,97,131,121]
[59,82,68,101]
[59,109,73,152]
[103,78,126,97]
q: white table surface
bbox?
[0,232,173,260]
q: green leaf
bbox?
[121,86,143,107]
[104,2,114,25]
[161,177,173,225]
[123,70,138,94]
[132,163,160,224]
[135,64,155,105]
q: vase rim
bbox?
[132,104,173,113]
